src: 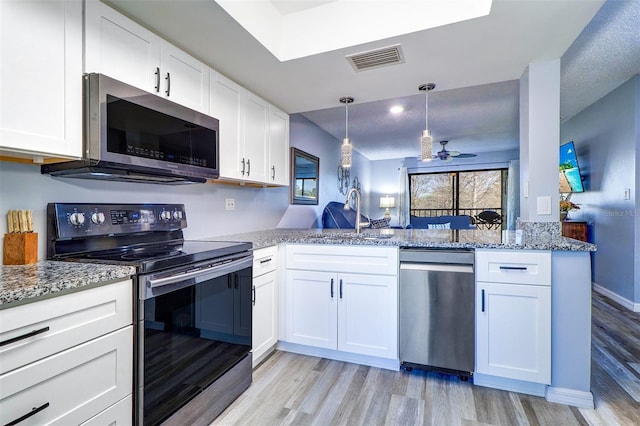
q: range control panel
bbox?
[49,203,187,239]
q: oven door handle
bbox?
[144,256,252,297]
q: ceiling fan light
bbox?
[341,137,352,167]
[420,130,433,161]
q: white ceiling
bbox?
[105,0,640,161]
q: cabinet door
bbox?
[268,106,289,186]
[252,271,278,365]
[338,273,398,359]
[0,0,82,158]
[476,282,551,384]
[243,93,269,182]
[210,71,243,180]
[160,41,209,113]
[285,270,337,349]
[84,0,160,93]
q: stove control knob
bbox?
[69,212,85,226]
[173,210,183,220]
[160,211,172,221]
[91,212,105,225]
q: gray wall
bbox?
[0,161,289,261]
[278,114,370,228]
[560,75,639,304]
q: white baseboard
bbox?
[546,386,594,409]
[276,341,400,371]
[473,373,547,397]
[592,282,640,312]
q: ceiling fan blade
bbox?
[456,153,478,158]
[448,150,461,157]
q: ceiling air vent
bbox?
[346,45,404,71]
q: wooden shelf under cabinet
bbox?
[562,221,588,242]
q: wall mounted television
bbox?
[559,141,585,193]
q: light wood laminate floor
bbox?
[213,292,640,425]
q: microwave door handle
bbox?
[147,257,251,289]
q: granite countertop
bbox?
[0,261,136,308]
[209,227,597,252]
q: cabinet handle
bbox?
[241,158,246,176]
[165,72,171,96]
[271,165,276,180]
[252,285,256,306]
[234,273,239,289]
[259,258,272,264]
[5,402,50,425]
[499,266,527,271]
[247,159,251,176]
[0,326,50,347]
[330,278,334,298]
[227,275,232,289]
[339,279,343,299]
[481,289,485,312]
[154,67,160,92]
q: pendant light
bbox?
[419,83,435,161]
[340,96,354,168]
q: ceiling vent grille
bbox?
[346,45,404,71]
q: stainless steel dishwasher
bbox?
[399,249,475,379]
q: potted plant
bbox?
[559,198,580,221]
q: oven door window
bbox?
[143,267,251,426]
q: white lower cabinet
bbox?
[0,279,134,425]
[475,249,551,384]
[252,246,278,366]
[0,326,133,426]
[283,245,398,360]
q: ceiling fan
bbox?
[434,140,477,161]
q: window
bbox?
[409,169,508,230]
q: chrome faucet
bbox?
[344,188,364,233]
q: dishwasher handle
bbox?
[400,262,473,274]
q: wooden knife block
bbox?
[3,233,38,265]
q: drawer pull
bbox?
[5,402,50,425]
[339,279,343,299]
[259,258,272,264]
[0,326,50,347]
[481,289,485,312]
[330,278,334,298]
[499,266,527,271]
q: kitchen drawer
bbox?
[285,244,398,276]
[81,395,132,426]
[0,279,132,374]
[0,326,133,426]
[253,245,278,276]
[476,250,551,286]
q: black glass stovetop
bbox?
[68,240,252,274]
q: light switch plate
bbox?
[624,188,631,200]
[537,196,552,215]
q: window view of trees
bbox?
[410,169,506,230]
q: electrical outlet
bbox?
[225,198,235,211]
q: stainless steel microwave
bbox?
[42,73,219,184]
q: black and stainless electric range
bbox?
[46,203,253,426]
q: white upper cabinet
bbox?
[0,0,83,159]
[268,106,290,186]
[210,70,289,186]
[84,0,209,113]
[243,93,269,183]
[210,71,244,180]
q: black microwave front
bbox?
[42,73,219,184]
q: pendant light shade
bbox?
[419,83,435,161]
[340,96,354,168]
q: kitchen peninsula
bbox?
[211,227,596,409]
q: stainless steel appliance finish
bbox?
[41,74,219,184]
[399,249,475,378]
[47,203,252,426]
